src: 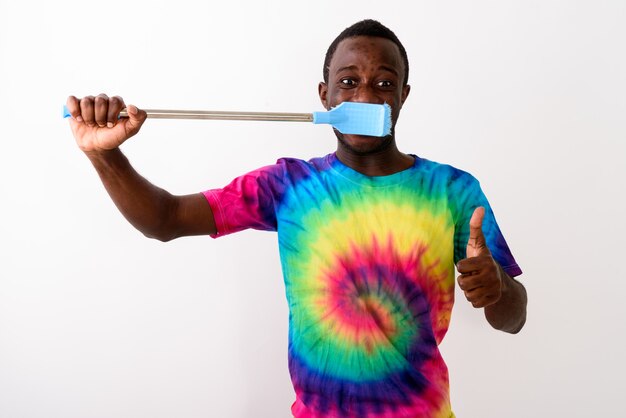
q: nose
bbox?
[351,85,383,105]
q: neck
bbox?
[335,139,414,176]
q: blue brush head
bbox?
[312,102,392,137]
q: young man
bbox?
[67,19,526,418]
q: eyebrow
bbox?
[335,65,358,73]
[378,65,399,76]
[334,65,399,76]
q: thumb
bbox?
[123,104,147,137]
[466,206,490,258]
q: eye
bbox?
[340,78,357,87]
[377,80,393,88]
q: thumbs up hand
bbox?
[456,207,504,308]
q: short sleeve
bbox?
[451,173,522,277]
[202,163,286,238]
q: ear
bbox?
[401,84,411,106]
[318,82,329,109]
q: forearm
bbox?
[484,266,527,333]
[85,148,178,241]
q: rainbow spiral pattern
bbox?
[204,153,520,418]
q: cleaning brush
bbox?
[63,102,392,137]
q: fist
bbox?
[66,94,147,153]
[456,207,503,308]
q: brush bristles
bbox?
[381,103,392,137]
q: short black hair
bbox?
[323,19,409,86]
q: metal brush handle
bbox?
[119,108,314,122]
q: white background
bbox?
[1,1,624,417]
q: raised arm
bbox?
[66,94,216,241]
[456,207,527,334]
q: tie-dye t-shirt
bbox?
[203,153,521,418]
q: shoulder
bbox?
[413,155,480,186]
[276,154,331,169]
[273,153,332,179]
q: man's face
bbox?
[319,36,410,155]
